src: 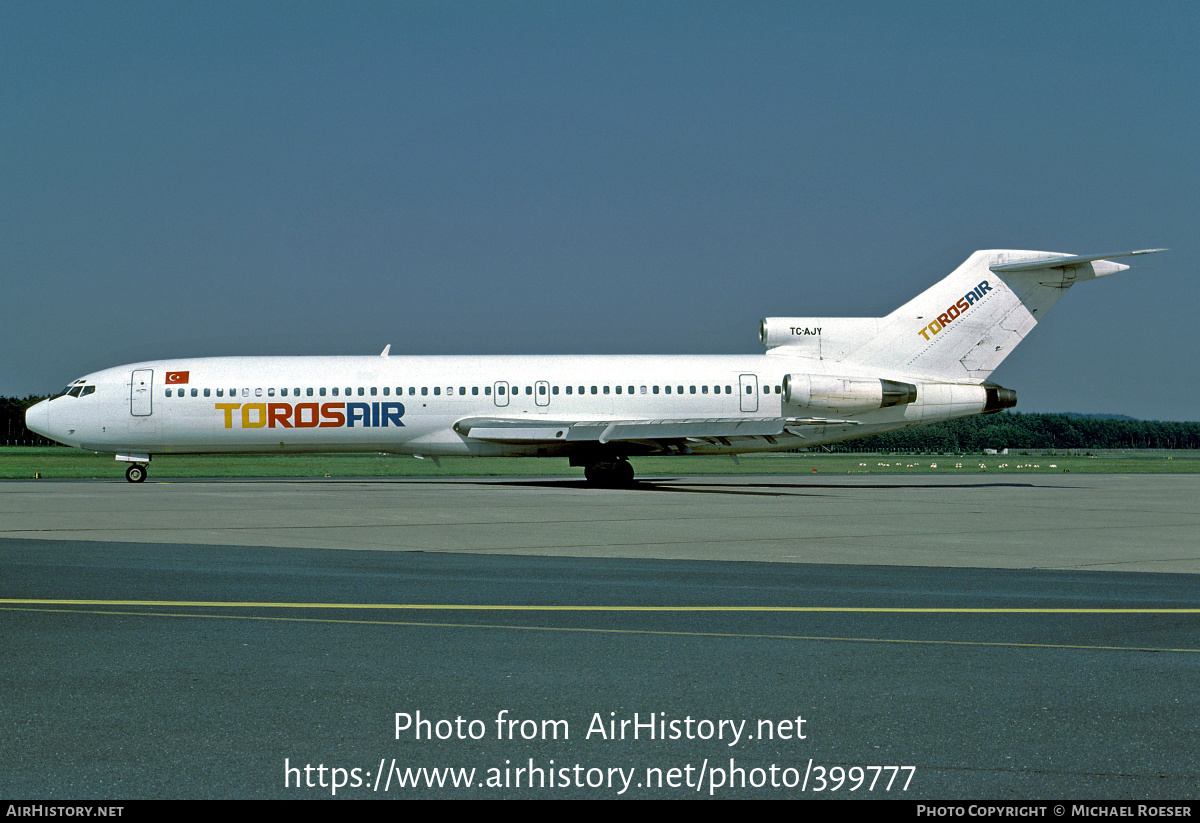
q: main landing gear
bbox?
[125,463,147,483]
[583,459,636,487]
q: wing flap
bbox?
[455,416,786,444]
[592,418,786,443]
[785,417,862,427]
[461,425,572,443]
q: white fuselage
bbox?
[27,352,980,459]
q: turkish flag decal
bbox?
[166,371,190,384]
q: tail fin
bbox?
[845,248,1164,381]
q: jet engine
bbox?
[782,374,917,413]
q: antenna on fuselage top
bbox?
[380,344,391,357]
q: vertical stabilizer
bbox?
[841,249,1160,381]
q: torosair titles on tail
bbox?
[26,247,1166,485]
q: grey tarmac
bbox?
[2,473,1199,572]
[1,475,1198,798]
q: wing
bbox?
[453,416,859,446]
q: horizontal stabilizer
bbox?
[989,248,1166,273]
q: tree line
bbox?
[1,395,1197,450]
[2,395,53,445]
[828,412,1200,452]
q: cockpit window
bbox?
[52,381,95,399]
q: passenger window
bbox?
[664,386,671,394]
[204,388,211,397]
[538,385,546,395]
[551,386,557,395]
[268,388,275,397]
[653,386,660,394]
[690,386,696,394]
[677,386,684,394]
[498,385,505,395]
[434,387,441,396]
[460,387,466,395]
[726,386,732,394]
[702,386,709,394]
[484,386,491,396]
[422,387,428,396]
[164,388,172,397]
[591,386,598,395]
[191,388,198,397]
[640,386,647,394]
[216,389,224,397]
[473,387,479,396]
[358,387,365,396]
[565,386,573,395]
[255,388,262,397]
[525,386,533,395]
[603,386,609,394]
[615,386,622,395]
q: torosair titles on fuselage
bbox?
[26,248,1165,485]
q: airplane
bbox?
[25,248,1165,486]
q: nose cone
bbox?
[25,399,51,438]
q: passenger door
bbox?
[739,374,759,413]
[131,369,153,416]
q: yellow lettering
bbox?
[242,403,267,428]
[215,403,241,428]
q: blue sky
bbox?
[3,2,1196,419]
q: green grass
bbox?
[1,447,1197,480]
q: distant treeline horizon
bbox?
[826,412,1200,452]
[2,395,1198,451]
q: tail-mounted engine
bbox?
[783,374,917,413]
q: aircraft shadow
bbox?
[445,477,1052,496]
